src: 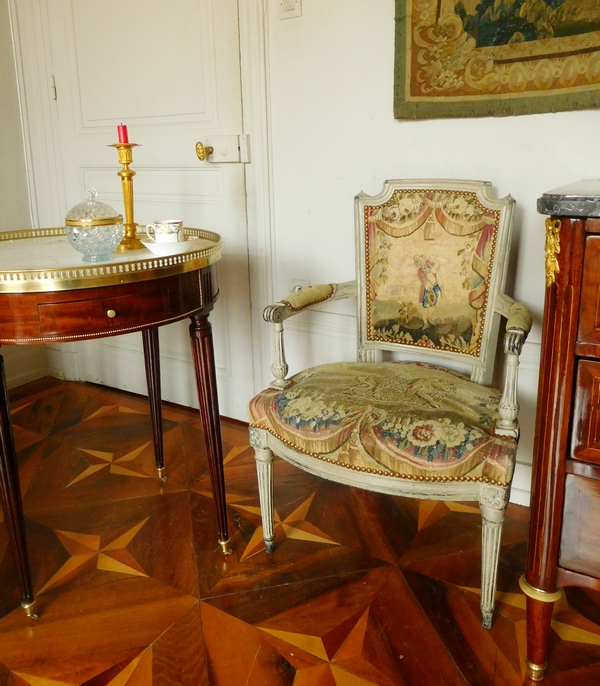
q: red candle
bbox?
[117,124,128,144]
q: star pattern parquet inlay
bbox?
[1,378,600,684]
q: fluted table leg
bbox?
[0,355,37,618]
[189,313,231,555]
[142,327,166,482]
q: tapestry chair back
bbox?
[356,180,514,385]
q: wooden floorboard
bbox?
[1,378,600,684]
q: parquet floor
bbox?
[2,379,600,685]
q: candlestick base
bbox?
[117,223,144,251]
[117,236,144,251]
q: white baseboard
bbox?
[1,346,49,389]
[46,343,82,381]
[510,462,532,507]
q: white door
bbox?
[13,0,254,420]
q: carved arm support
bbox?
[264,280,357,389]
[494,295,533,437]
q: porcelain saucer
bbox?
[141,237,203,257]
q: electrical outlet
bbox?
[289,279,311,293]
[278,0,302,20]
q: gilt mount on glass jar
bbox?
[394,0,600,119]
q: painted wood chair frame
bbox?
[248,179,532,628]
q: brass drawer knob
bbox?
[107,309,117,318]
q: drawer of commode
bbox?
[559,473,600,578]
[571,359,600,465]
[578,236,600,348]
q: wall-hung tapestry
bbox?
[394,0,600,118]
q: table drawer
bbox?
[38,293,159,335]
[36,272,203,337]
[571,359,600,465]
[559,474,600,578]
[0,268,215,343]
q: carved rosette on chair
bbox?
[248,179,531,629]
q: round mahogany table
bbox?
[0,227,230,619]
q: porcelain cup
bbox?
[145,220,184,243]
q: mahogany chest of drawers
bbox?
[524,181,600,680]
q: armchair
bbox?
[248,180,532,628]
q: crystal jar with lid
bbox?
[65,188,124,262]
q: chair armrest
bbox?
[264,280,357,323]
[496,295,532,355]
[494,296,533,437]
[506,301,533,334]
[263,280,357,389]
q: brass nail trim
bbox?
[65,215,123,227]
[545,218,561,288]
[519,574,563,603]
[0,228,221,293]
[249,423,509,486]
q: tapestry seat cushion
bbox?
[249,361,516,485]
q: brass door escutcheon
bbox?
[195,142,214,161]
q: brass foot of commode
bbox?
[156,467,167,483]
[526,659,547,682]
[219,539,233,556]
[21,601,38,620]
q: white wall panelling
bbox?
[9,0,66,229]
[2,1,50,384]
[238,0,276,393]
[70,0,213,125]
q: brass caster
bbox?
[219,539,233,556]
[21,601,38,620]
[156,468,167,483]
[526,658,546,682]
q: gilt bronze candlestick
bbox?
[109,142,144,250]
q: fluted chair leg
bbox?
[479,487,507,629]
[249,428,275,553]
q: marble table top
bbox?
[538,180,600,218]
[0,228,221,293]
